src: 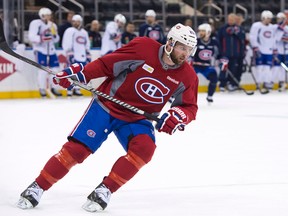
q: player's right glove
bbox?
[53,63,87,89]
[155,107,187,135]
[67,51,75,65]
[252,47,261,59]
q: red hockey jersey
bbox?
[84,37,198,123]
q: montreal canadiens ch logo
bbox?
[135,77,170,104]
[76,36,87,44]
[199,49,212,61]
[263,31,272,38]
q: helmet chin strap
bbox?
[164,40,175,60]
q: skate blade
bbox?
[82,199,103,212]
[17,197,33,209]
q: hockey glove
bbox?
[155,107,187,135]
[278,19,287,31]
[53,63,87,89]
[226,26,234,35]
[67,51,75,65]
[252,47,261,59]
[41,33,53,42]
[219,57,229,72]
[86,50,91,63]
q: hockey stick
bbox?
[226,69,254,95]
[248,56,269,94]
[0,19,160,123]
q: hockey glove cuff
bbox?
[53,63,87,89]
[155,107,187,135]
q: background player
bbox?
[62,14,91,97]
[272,12,288,91]
[17,23,198,212]
[249,10,275,91]
[192,23,228,103]
[28,7,62,97]
[139,9,166,44]
[100,13,126,56]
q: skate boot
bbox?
[73,88,83,96]
[278,81,286,92]
[206,96,213,103]
[82,183,111,212]
[17,181,44,209]
[39,88,47,98]
[51,88,63,97]
[67,90,73,98]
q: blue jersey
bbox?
[193,38,220,66]
[218,24,246,58]
[139,23,166,44]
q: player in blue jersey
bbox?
[217,13,246,91]
[192,23,228,103]
[139,9,166,44]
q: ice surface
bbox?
[1,91,288,216]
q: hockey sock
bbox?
[103,135,156,193]
[208,72,217,96]
[35,140,91,190]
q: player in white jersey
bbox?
[62,14,91,96]
[272,12,288,91]
[249,10,275,91]
[100,14,126,56]
[28,7,62,97]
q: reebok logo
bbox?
[167,76,179,85]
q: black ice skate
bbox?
[206,96,213,103]
[17,181,44,209]
[51,88,63,97]
[73,88,83,96]
[82,183,111,212]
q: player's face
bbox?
[72,20,81,29]
[262,18,272,25]
[171,42,193,65]
[126,23,135,33]
[42,14,51,22]
[198,29,206,39]
[146,16,155,25]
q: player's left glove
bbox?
[278,19,287,31]
[219,57,229,72]
[53,63,87,89]
[155,107,187,135]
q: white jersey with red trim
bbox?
[62,27,90,62]
[28,19,59,55]
[100,21,122,56]
[249,21,275,54]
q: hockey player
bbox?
[193,23,228,103]
[272,12,288,91]
[62,14,91,97]
[249,10,275,91]
[100,14,126,56]
[139,9,166,44]
[28,7,62,97]
[217,13,246,91]
[17,23,198,212]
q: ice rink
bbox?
[1,91,288,216]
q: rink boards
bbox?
[0,47,256,99]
